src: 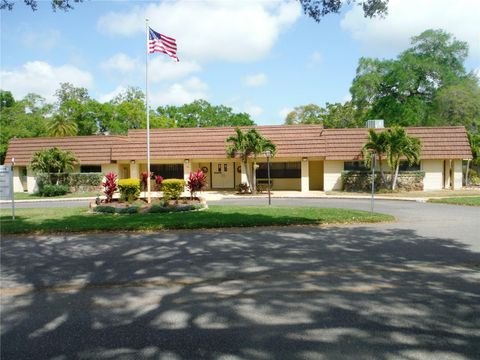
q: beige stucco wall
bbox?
[101,164,118,175]
[324,161,343,191]
[26,167,38,194]
[422,160,443,190]
[301,159,309,192]
[309,161,324,190]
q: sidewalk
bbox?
[2,190,431,204]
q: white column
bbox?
[324,161,344,191]
[301,159,309,192]
[241,162,248,184]
[183,160,191,191]
[129,162,139,179]
[453,159,463,190]
[12,167,24,192]
[26,167,38,194]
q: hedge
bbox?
[342,171,425,192]
[162,179,185,201]
[118,178,141,202]
[35,172,103,193]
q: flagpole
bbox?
[145,18,151,204]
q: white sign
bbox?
[0,165,15,220]
[0,165,12,200]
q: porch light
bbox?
[184,159,190,164]
[130,160,135,165]
[302,157,308,162]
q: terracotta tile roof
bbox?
[112,125,326,160]
[324,126,472,160]
[4,135,128,166]
[4,125,472,166]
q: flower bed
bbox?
[90,197,207,215]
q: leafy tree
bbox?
[226,128,276,194]
[323,101,363,128]
[157,100,254,128]
[385,127,421,190]
[47,114,78,137]
[362,129,388,184]
[350,29,472,127]
[299,0,389,22]
[30,147,78,184]
[0,90,15,110]
[1,0,83,11]
[284,104,324,125]
[0,92,49,163]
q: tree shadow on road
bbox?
[1,225,479,359]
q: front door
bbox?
[212,162,234,189]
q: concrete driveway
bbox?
[1,199,479,359]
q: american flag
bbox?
[148,27,179,62]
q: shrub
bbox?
[154,175,163,191]
[94,205,116,214]
[118,178,141,202]
[341,170,424,192]
[140,171,154,191]
[187,170,207,199]
[162,179,185,201]
[148,203,203,213]
[116,206,139,214]
[102,172,118,203]
[68,173,103,192]
[38,184,69,197]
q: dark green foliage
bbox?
[116,206,139,214]
[148,203,203,213]
[1,0,83,11]
[38,184,69,197]
[68,173,103,191]
[299,0,389,22]
[94,206,116,214]
[162,179,185,201]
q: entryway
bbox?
[212,162,234,189]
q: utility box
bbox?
[366,119,384,129]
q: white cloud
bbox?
[474,67,480,80]
[244,103,263,117]
[242,73,268,87]
[150,77,208,106]
[1,61,93,102]
[149,57,202,82]
[307,51,322,68]
[341,0,480,59]
[98,1,301,62]
[278,107,292,119]
[22,29,60,51]
[100,53,138,73]
[98,85,127,103]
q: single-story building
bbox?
[4,124,473,193]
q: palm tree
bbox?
[226,128,276,194]
[385,127,421,190]
[362,129,388,185]
[47,114,78,137]
[30,147,78,184]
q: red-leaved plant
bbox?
[102,172,118,203]
[154,175,164,191]
[187,170,207,199]
[140,171,149,191]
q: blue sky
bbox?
[1,0,479,125]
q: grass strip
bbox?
[14,192,98,200]
[428,196,480,207]
[0,205,394,235]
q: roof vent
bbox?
[366,119,384,129]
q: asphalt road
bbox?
[1,199,479,359]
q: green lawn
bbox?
[14,191,99,200]
[0,205,394,235]
[428,196,480,207]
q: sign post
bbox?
[0,165,15,220]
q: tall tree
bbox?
[284,104,324,125]
[226,128,276,194]
[47,114,78,137]
[299,0,389,22]
[30,147,78,184]
[350,29,472,127]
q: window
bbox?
[399,161,420,171]
[151,164,183,179]
[344,161,368,171]
[80,165,102,173]
[257,162,301,178]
